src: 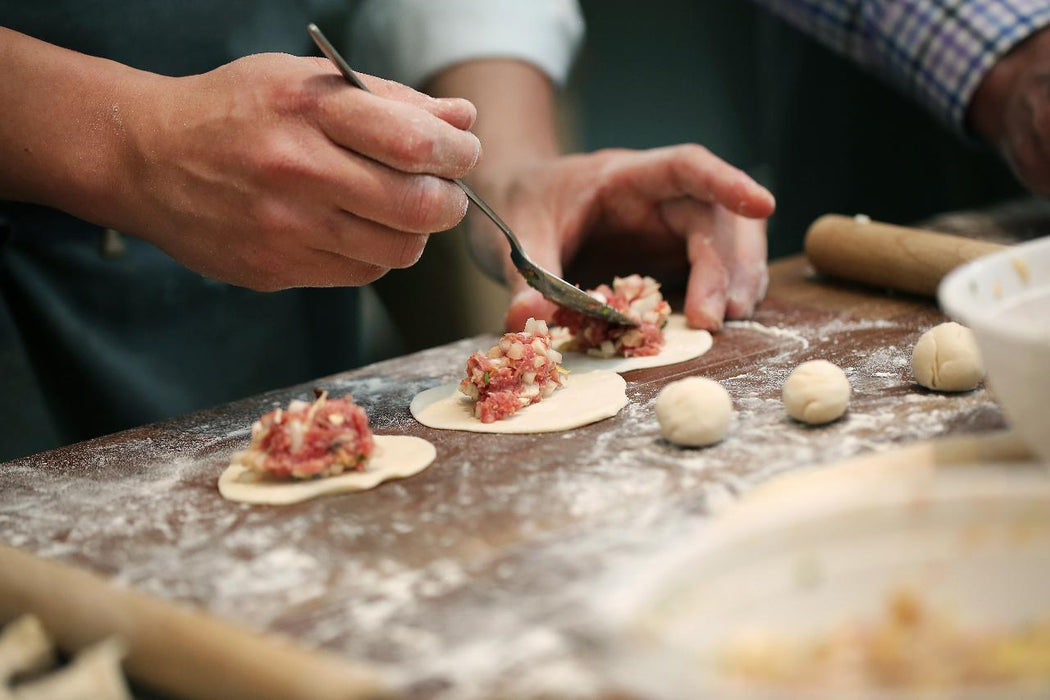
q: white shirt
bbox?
[349,0,585,87]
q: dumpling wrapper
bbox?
[218,435,436,505]
[558,314,712,374]
[411,369,626,434]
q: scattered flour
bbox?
[0,309,1005,699]
[726,319,811,350]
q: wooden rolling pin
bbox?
[0,545,392,699]
[805,214,1006,296]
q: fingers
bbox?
[429,97,478,131]
[296,249,390,288]
[234,207,429,290]
[721,211,769,319]
[316,149,468,234]
[600,145,775,223]
[314,209,430,269]
[317,88,481,179]
[660,198,722,329]
[497,218,563,331]
[662,198,768,329]
[230,243,390,291]
[249,130,469,234]
[260,61,474,234]
[296,61,480,177]
[317,89,480,177]
[502,255,561,331]
[505,289,558,332]
[297,59,478,131]
[358,71,478,130]
[684,232,730,330]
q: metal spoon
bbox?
[307,24,637,328]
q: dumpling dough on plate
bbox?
[558,315,713,374]
[219,435,436,505]
[411,369,627,434]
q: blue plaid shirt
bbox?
[755,0,1050,133]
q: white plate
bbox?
[939,236,1050,463]
[588,464,1050,699]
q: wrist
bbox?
[0,28,165,232]
[63,63,170,233]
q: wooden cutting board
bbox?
[0,257,1014,698]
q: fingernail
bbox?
[725,292,755,320]
[438,97,477,125]
[761,186,776,209]
[687,310,721,332]
[463,101,478,128]
[691,296,726,331]
[468,135,482,170]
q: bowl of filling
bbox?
[939,235,1050,463]
[587,460,1050,698]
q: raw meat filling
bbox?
[553,274,671,357]
[233,391,374,479]
[459,317,566,422]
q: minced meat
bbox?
[553,274,671,357]
[233,391,374,479]
[459,317,566,422]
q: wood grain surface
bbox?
[805,214,1006,295]
[0,256,1012,698]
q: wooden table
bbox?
[0,256,1008,698]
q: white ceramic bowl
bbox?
[939,236,1050,463]
[589,464,1050,699]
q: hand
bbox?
[969,26,1050,195]
[119,54,481,289]
[468,145,775,331]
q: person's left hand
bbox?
[467,144,775,331]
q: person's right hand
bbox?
[118,53,481,289]
[969,25,1050,196]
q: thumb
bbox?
[505,287,558,332]
[502,240,562,332]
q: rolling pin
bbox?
[804,214,1006,296]
[0,544,392,699]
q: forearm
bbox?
[426,59,562,279]
[427,59,560,186]
[0,27,153,229]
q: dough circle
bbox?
[558,314,713,374]
[654,377,732,447]
[218,435,436,505]
[782,359,851,425]
[911,321,984,392]
[410,369,627,434]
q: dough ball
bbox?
[782,360,850,425]
[655,377,732,447]
[911,321,984,392]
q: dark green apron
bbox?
[0,1,362,461]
